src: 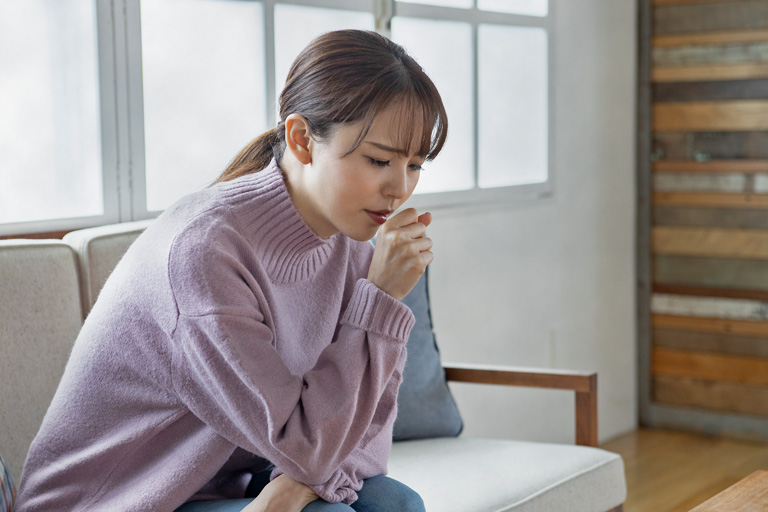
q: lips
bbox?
[365,210,392,225]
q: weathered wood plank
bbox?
[654,132,768,160]
[654,173,747,192]
[654,206,768,229]
[654,327,768,358]
[653,63,768,82]
[652,293,768,321]
[654,192,768,209]
[653,100,768,131]
[653,0,753,5]
[654,29,768,48]
[653,226,768,259]
[653,160,768,173]
[654,375,768,417]
[654,1,768,37]
[653,313,768,337]
[653,347,768,386]
[654,283,768,302]
[653,79,768,102]
[654,255,768,290]
[653,42,768,67]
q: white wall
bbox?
[426,0,637,444]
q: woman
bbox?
[15,29,447,512]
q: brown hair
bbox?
[215,29,448,183]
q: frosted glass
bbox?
[141,0,266,212]
[274,5,374,99]
[0,0,102,224]
[391,17,473,194]
[479,0,548,17]
[478,25,547,188]
[397,0,472,8]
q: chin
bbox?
[344,227,379,242]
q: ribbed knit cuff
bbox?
[341,279,415,342]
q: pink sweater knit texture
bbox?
[15,161,415,511]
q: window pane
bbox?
[274,5,374,96]
[0,0,102,224]
[478,0,548,17]
[396,0,472,8]
[391,17,473,194]
[478,25,547,188]
[141,0,266,212]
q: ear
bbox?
[284,113,313,165]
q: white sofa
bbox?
[0,222,626,511]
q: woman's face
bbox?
[298,105,426,241]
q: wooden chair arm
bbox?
[443,363,598,447]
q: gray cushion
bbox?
[388,437,627,512]
[393,268,463,440]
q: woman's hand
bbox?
[368,208,433,301]
[242,474,319,512]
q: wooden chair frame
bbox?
[443,363,624,512]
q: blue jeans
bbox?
[175,475,425,512]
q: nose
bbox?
[383,165,410,200]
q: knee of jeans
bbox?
[394,486,426,512]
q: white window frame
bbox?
[1,0,552,236]
[390,1,555,211]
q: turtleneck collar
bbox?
[218,159,341,283]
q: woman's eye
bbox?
[368,157,389,167]
[409,163,424,172]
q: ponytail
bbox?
[215,124,285,183]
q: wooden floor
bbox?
[601,428,768,512]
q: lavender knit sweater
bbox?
[15,161,415,511]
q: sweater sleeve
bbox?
[167,227,414,488]
[270,345,407,503]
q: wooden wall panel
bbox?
[653,42,768,67]
[653,347,768,386]
[654,327,768,358]
[653,79,768,102]
[654,132,768,160]
[654,192,768,209]
[653,0,749,6]
[654,1,768,36]
[653,226,768,259]
[653,63,768,82]
[646,0,768,432]
[654,29,768,48]
[654,206,768,228]
[654,255,768,290]
[654,160,768,173]
[654,375,768,416]
[654,173,746,192]
[652,314,768,338]
[653,100,768,131]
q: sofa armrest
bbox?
[443,363,598,447]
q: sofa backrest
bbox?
[63,219,153,317]
[1,219,460,481]
[0,240,83,478]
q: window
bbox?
[1,0,552,235]
[0,0,107,232]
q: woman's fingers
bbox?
[368,209,434,300]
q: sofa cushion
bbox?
[0,240,83,479]
[1,452,15,512]
[63,219,153,316]
[393,268,463,440]
[389,437,626,512]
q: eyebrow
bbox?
[363,140,411,158]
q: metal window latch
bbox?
[374,0,395,35]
